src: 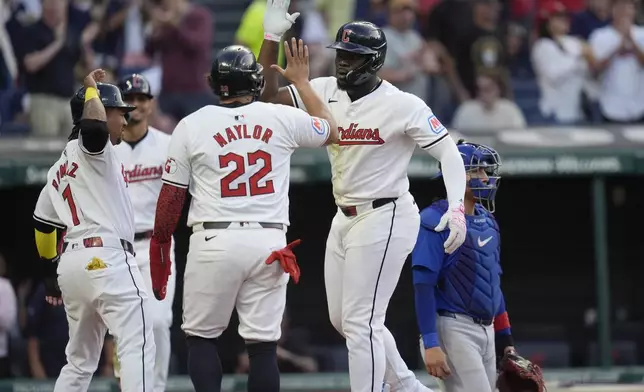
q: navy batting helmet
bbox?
[70,83,136,124]
[208,45,264,99]
[118,74,153,99]
[327,21,387,88]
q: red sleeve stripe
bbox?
[494,311,511,332]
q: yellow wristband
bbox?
[85,87,99,102]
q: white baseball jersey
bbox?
[33,135,135,243]
[162,102,330,227]
[115,127,171,233]
[287,77,449,206]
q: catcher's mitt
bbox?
[497,351,546,392]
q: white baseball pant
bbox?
[54,239,156,392]
[325,192,430,392]
[419,314,496,392]
[114,239,176,392]
[182,223,289,342]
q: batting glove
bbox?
[263,0,300,42]
[150,238,172,300]
[266,239,301,283]
[434,202,467,254]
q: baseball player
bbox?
[148,44,339,392]
[113,74,175,392]
[32,69,156,392]
[412,140,513,392]
[258,4,468,392]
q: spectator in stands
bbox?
[424,0,508,103]
[570,0,611,39]
[532,1,595,124]
[0,253,16,378]
[589,0,644,123]
[146,0,213,123]
[25,282,115,379]
[380,0,438,101]
[452,70,526,131]
[236,308,318,374]
[18,0,95,137]
[317,0,356,40]
[24,282,67,379]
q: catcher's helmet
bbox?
[327,21,387,87]
[70,83,136,124]
[208,45,264,99]
[118,73,153,99]
[438,140,502,212]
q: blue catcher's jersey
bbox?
[412,199,502,320]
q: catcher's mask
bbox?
[439,140,502,212]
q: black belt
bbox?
[62,236,135,256]
[202,222,285,230]
[134,231,153,241]
[438,310,493,326]
[339,198,397,217]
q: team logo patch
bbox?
[165,158,177,174]
[311,117,326,135]
[428,115,446,135]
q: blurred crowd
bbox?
[1,0,644,138]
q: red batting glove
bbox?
[265,239,301,284]
[149,237,171,300]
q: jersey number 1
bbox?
[219,150,274,198]
[62,184,81,226]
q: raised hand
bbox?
[270,38,309,86]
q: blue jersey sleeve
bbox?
[412,210,449,349]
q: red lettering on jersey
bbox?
[225,127,238,142]
[121,164,129,187]
[213,133,227,147]
[214,125,273,146]
[234,125,243,139]
[124,164,163,183]
[253,125,262,139]
[261,128,273,144]
[68,162,79,178]
[52,161,80,190]
[338,123,385,145]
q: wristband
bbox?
[85,87,99,102]
[264,32,282,42]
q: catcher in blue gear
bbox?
[412,140,545,392]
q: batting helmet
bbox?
[208,45,264,99]
[327,21,387,87]
[118,73,154,99]
[70,83,136,124]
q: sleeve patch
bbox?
[428,115,446,135]
[164,158,178,174]
[311,116,328,135]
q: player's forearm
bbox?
[293,81,338,141]
[428,138,466,207]
[494,293,514,357]
[82,88,107,122]
[413,266,440,348]
[258,40,281,103]
[152,183,186,244]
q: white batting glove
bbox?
[434,202,467,254]
[263,0,300,42]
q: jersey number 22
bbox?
[219,150,274,198]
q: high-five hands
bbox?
[263,0,300,42]
[271,38,309,86]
